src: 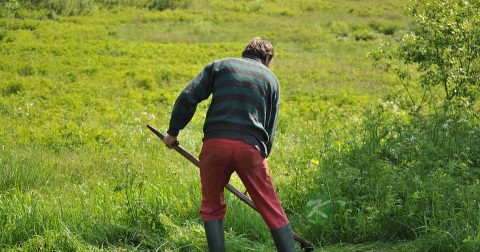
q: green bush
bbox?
[328,20,349,37]
[94,0,192,10]
[373,0,480,110]
[368,20,397,35]
[18,65,35,76]
[2,83,23,96]
[352,29,376,41]
[302,109,480,249]
[146,0,191,10]
[18,0,95,15]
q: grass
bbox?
[1,0,479,251]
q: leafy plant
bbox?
[19,0,96,15]
[2,83,23,96]
[368,20,397,35]
[373,0,480,111]
[302,108,480,249]
[352,29,376,41]
[146,0,191,10]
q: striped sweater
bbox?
[167,55,280,157]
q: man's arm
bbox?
[165,63,215,145]
[265,84,280,156]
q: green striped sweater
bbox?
[167,55,280,157]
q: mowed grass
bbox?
[1,0,479,251]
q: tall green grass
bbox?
[279,108,480,250]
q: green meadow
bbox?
[1,0,479,251]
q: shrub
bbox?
[368,20,397,35]
[0,0,20,17]
[146,0,191,10]
[3,83,23,96]
[302,109,480,249]
[20,0,95,15]
[18,65,35,76]
[94,0,191,10]
[352,29,376,41]
[328,20,349,37]
[136,78,153,90]
[373,0,480,110]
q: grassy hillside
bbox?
[1,0,479,251]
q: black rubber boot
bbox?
[271,224,296,252]
[204,220,225,252]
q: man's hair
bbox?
[241,37,275,61]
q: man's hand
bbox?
[163,134,178,149]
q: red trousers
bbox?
[199,138,289,229]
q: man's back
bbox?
[168,56,280,157]
[204,57,279,157]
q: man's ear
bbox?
[263,55,273,67]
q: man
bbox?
[163,38,296,252]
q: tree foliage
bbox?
[374,0,480,111]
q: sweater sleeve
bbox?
[265,82,280,156]
[167,63,214,136]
